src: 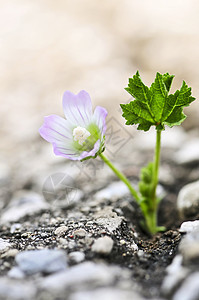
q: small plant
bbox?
[39,72,195,234]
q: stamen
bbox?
[73,126,91,145]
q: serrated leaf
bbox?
[120,103,145,126]
[161,93,178,121]
[125,71,151,105]
[121,71,195,131]
[164,107,186,127]
[175,81,195,106]
[120,101,154,131]
[121,101,154,123]
[161,80,195,127]
[150,72,168,121]
[162,73,175,92]
[137,122,152,131]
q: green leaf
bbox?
[176,81,195,106]
[125,71,152,105]
[150,72,168,121]
[164,107,186,127]
[120,101,154,131]
[121,71,195,131]
[161,93,178,121]
[162,73,175,92]
[137,122,152,131]
[121,101,154,123]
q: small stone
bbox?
[26,245,35,250]
[96,217,123,233]
[8,267,25,279]
[84,236,94,246]
[182,242,199,265]
[179,233,199,266]
[73,229,87,237]
[68,251,85,263]
[161,255,189,297]
[0,191,50,224]
[0,277,36,299]
[173,272,199,300]
[137,250,144,257]
[120,239,126,245]
[80,206,90,213]
[68,240,77,249]
[1,249,19,258]
[179,220,199,233]
[10,223,22,233]
[15,249,67,275]
[41,262,122,291]
[94,207,123,233]
[86,221,94,226]
[174,138,199,165]
[3,261,11,268]
[0,238,11,253]
[166,255,183,274]
[59,238,68,246]
[36,245,45,250]
[91,236,114,254]
[177,181,199,218]
[70,288,144,300]
[94,206,116,219]
[54,225,68,236]
[130,242,139,251]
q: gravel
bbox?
[14,249,68,275]
[91,236,114,254]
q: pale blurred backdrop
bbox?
[1,0,199,173]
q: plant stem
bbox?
[146,129,161,234]
[99,153,140,203]
[152,129,161,205]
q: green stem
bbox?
[99,153,140,203]
[152,129,161,205]
[145,129,161,234]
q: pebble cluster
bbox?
[0,196,141,300]
[161,220,199,300]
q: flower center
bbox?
[73,126,91,145]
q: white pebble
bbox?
[54,225,68,236]
[68,251,85,263]
[0,239,11,253]
[177,181,199,218]
[91,236,114,254]
[179,220,199,233]
[73,229,87,237]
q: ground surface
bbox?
[0,136,199,299]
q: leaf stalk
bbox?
[99,153,140,203]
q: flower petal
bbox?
[53,139,101,161]
[39,115,72,143]
[92,106,107,135]
[52,142,80,160]
[79,140,101,160]
[62,90,92,127]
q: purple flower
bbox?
[39,90,107,161]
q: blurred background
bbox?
[1,0,199,189]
